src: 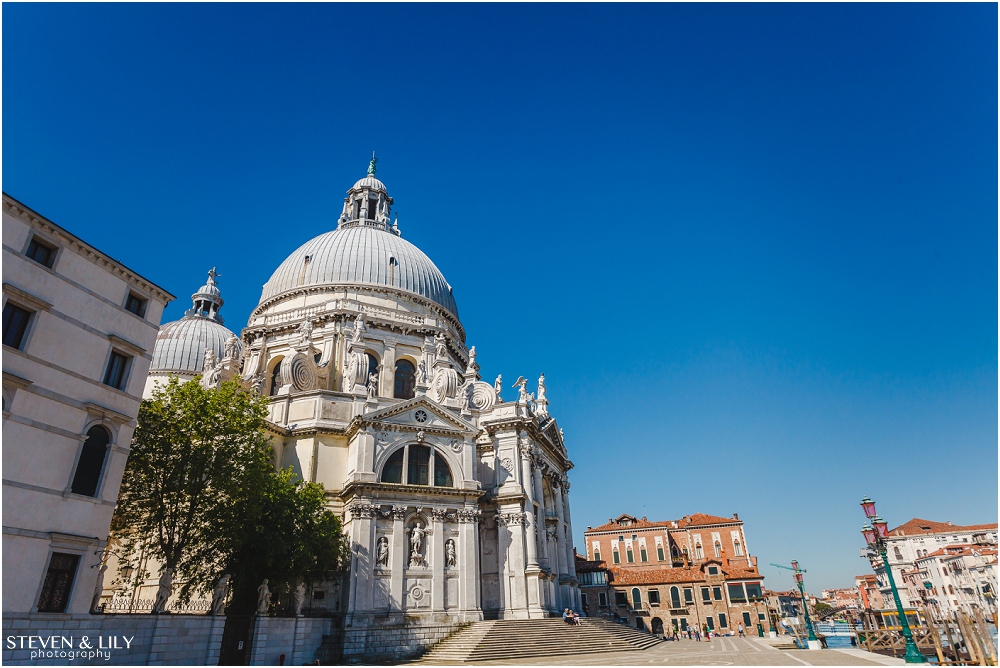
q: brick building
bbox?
[580,513,767,636]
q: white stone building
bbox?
[237,161,580,629]
[116,162,580,643]
[2,193,174,615]
[867,517,997,612]
[901,544,998,621]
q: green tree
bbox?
[112,377,344,606]
[220,468,345,613]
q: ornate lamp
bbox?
[862,524,877,546]
[873,516,889,539]
[121,564,133,580]
[860,496,877,519]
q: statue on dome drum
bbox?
[352,313,366,343]
[297,319,314,348]
[537,374,546,403]
[434,332,447,359]
[417,361,428,385]
[224,333,240,360]
[494,374,502,399]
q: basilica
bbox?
[141,159,580,635]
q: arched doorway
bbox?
[651,617,664,636]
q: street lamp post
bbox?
[860,496,927,664]
[791,561,819,647]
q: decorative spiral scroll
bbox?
[469,381,496,412]
[432,368,460,402]
[281,352,318,392]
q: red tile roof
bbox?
[586,512,742,533]
[888,518,998,537]
[607,562,762,586]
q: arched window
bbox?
[269,360,283,396]
[381,449,404,484]
[734,540,743,556]
[714,542,722,558]
[670,586,681,609]
[71,426,110,497]
[671,544,680,558]
[378,444,453,488]
[695,544,704,559]
[948,585,955,594]
[394,359,416,399]
[367,353,380,393]
[631,587,642,609]
[893,547,903,561]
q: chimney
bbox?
[586,526,592,530]
[608,518,613,524]
[734,513,739,520]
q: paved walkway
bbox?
[457,636,905,666]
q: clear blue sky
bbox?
[4,4,996,591]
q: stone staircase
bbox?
[419,617,660,663]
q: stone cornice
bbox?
[4,194,175,303]
[249,285,465,342]
[2,283,53,312]
[340,480,486,502]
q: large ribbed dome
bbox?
[258,225,459,317]
[151,316,237,374]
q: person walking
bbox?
[738,623,745,637]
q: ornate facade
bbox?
[188,160,579,629]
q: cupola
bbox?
[185,267,226,324]
[338,154,397,235]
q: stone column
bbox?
[346,503,377,617]
[519,451,539,569]
[457,509,481,619]
[390,506,406,611]
[561,482,577,580]
[380,343,396,398]
[551,480,568,577]
[432,509,446,611]
[532,463,549,568]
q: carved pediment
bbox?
[361,397,478,435]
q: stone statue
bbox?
[367,372,378,399]
[445,539,457,567]
[294,581,306,617]
[298,320,314,347]
[257,579,271,615]
[203,349,217,373]
[376,536,389,567]
[352,313,366,343]
[410,522,426,566]
[494,374,502,399]
[206,266,220,287]
[434,332,447,359]
[250,372,265,395]
[466,346,477,373]
[224,334,240,360]
[210,574,231,616]
[90,563,108,613]
[417,361,427,384]
[152,567,174,614]
[537,373,547,403]
[512,376,530,404]
[368,152,378,176]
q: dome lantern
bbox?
[184,267,226,325]
[338,155,397,235]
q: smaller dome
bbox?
[151,317,239,375]
[152,268,240,376]
[352,175,386,192]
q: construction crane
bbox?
[770,560,818,646]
